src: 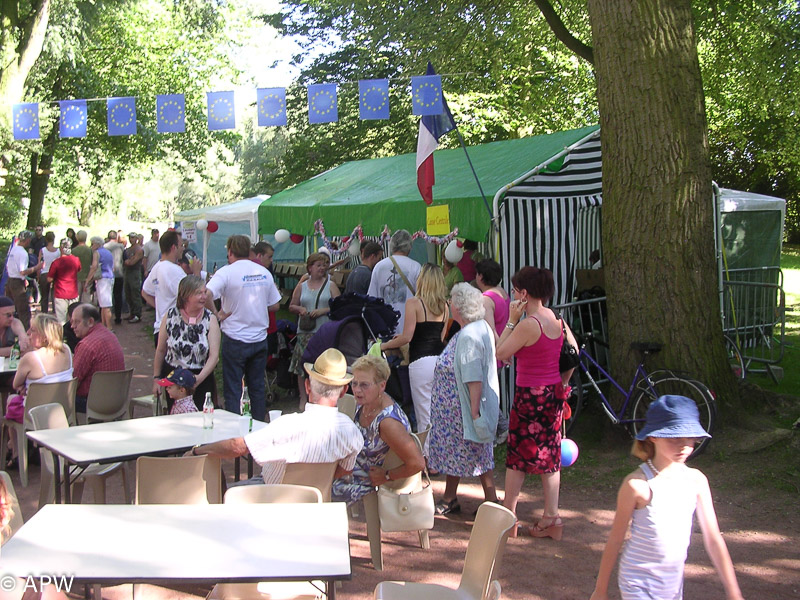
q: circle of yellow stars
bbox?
[210,97,233,123]
[110,102,134,128]
[311,89,335,115]
[361,86,388,113]
[159,99,184,126]
[414,81,439,108]
[259,94,285,119]
[62,105,86,131]
[15,106,38,132]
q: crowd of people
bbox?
[1,225,745,599]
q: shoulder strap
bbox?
[529,315,544,334]
[420,299,428,321]
[313,278,328,309]
[389,256,415,294]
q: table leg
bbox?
[53,455,62,504]
[63,459,72,504]
[234,456,241,481]
[327,580,336,600]
[247,454,253,479]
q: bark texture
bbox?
[586,0,739,409]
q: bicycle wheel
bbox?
[724,335,746,380]
[564,371,583,435]
[629,375,716,458]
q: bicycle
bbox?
[565,333,717,458]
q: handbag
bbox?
[298,279,327,331]
[559,318,579,374]
[377,435,434,532]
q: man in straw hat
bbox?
[189,348,363,484]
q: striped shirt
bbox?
[244,403,363,484]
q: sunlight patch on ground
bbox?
[722,529,793,544]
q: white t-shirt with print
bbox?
[367,254,421,333]
[206,259,281,343]
[141,260,186,329]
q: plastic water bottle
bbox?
[241,386,253,432]
[202,392,214,429]
[8,337,20,369]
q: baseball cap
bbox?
[157,368,197,389]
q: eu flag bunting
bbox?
[12,103,40,140]
[59,100,87,138]
[107,97,137,136]
[157,94,186,133]
[359,79,390,120]
[257,88,287,127]
[308,84,338,124]
[207,91,235,131]
[411,75,443,116]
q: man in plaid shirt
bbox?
[71,303,125,415]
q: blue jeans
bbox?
[221,334,268,421]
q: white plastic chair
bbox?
[373,502,516,600]
[281,461,338,502]
[0,378,77,486]
[135,455,209,504]
[29,403,130,508]
[337,394,357,420]
[82,368,134,424]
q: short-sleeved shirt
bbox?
[73,323,125,397]
[453,319,500,444]
[344,264,372,295]
[141,260,187,329]
[367,255,421,333]
[6,245,28,280]
[72,245,93,281]
[170,396,198,415]
[244,403,364,484]
[104,241,124,277]
[206,259,281,344]
[143,240,161,274]
[97,247,114,279]
[48,255,81,299]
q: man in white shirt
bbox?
[143,228,161,277]
[141,230,186,347]
[367,229,421,333]
[4,230,41,330]
[104,231,125,325]
[206,235,281,421]
[189,349,363,486]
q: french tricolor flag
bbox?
[416,63,456,205]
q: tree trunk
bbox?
[27,122,56,228]
[586,0,740,412]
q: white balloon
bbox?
[444,240,464,263]
[347,239,361,256]
[195,219,208,231]
[274,229,291,243]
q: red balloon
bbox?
[290,233,304,243]
[206,221,219,233]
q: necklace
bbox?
[646,459,660,475]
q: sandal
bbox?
[521,515,563,540]
[434,498,461,515]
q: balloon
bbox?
[290,233,304,243]
[195,219,208,231]
[206,221,219,233]
[274,229,290,243]
[560,438,580,468]
[347,238,361,256]
[444,240,464,263]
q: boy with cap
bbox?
[157,367,198,415]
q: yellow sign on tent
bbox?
[426,204,451,235]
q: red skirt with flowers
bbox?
[506,383,568,474]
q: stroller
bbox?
[265,319,297,403]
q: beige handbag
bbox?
[377,435,434,532]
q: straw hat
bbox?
[304,348,353,386]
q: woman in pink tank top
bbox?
[475,259,509,338]
[496,266,576,540]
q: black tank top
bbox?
[408,301,445,363]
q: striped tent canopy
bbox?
[498,129,603,306]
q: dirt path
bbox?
[8,309,799,599]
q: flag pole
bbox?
[448,123,494,224]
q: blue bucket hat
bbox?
[157,368,196,389]
[635,395,711,440]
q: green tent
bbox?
[257,125,600,240]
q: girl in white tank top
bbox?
[590,395,744,600]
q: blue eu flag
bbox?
[157,94,185,134]
[411,75,443,116]
[107,97,137,136]
[59,100,87,138]
[358,79,390,120]
[207,91,235,131]
[308,84,338,124]
[257,88,287,127]
[12,103,40,140]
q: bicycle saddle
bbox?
[630,341,663,353]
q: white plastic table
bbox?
[27,410,263,503]
[0,503,350,597]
